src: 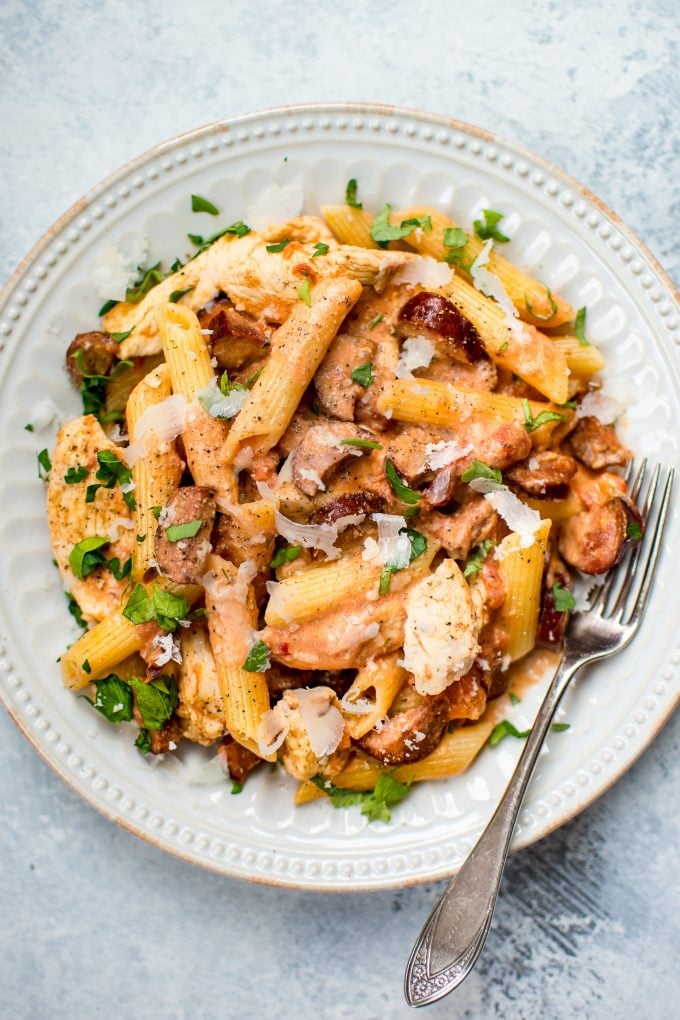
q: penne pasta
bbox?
[204,554,272,757]
[495,519,552,662]
[521,492,584,523]
[126,363,183,581]
[552,335,606,379]
[320,204,378,249]
[222,276,363,465]
[61,614,143,691]
[341,653,407,739]
[396,204,574,327]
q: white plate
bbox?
[0,104,678,891]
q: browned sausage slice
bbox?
[397,291,488,363]
[199,301,267,369]
[314,332,377,421]
[419,498,499,561]
[506,451,578,499]
[155,486,216,584]
[219,735,263,783]
[292,421,375,496]
[567,416,631,470]
[356,686,449,765]
[66,331,119,385]
[558,497,632,574]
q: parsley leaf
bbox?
[385,459,420,504]
[135,728,151,754]
[37,449,52,479]
[298,278,312,306]
[345,178,362,208]
[473,209,510,243]
[187,220,251,254]
[350,362,374,388]
[461,460,503,485]
[24,423,34,432]
[265,238,291,253]
[378,565,394,596]
[129,676,179,730]
[126,264,166,303]
[270,545,302,569]
[463,539,495,578]
[311,776,368,808]
[524,284,558,322]
[66,593,86,630]
[73,354,132,422]
[311,241,329,257]
[497,341,509,355]
[69,536,110,579]
[551,722,571,733]
[627,521,642,540]
[87,449,136,510]
[217,370,247,397]
[170,257,184,273]
[442,226,469,264]
[340,438,383,450]
[107,556,132,581]
[243,640,270,673]
[509,692,521,706]
[122,584,189,633]
[370,204,432,248]
[521,399,566,434]
[191,194,220,216]
[489,719,531,746]
[552,581,576,612]
[378,528,428,595]
[168,286,195,303]
[165,519,203,542]
[110,330,132,343]
[361,773,413,822]
[367,313,384,329]
[231,781,244,794]
[98,299,118,317]
[574,307,590,346]
[89,674,134,723]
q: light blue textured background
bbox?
[1,2,678,1018]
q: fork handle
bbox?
[404,652,580,1008]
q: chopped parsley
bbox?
[86,449,136,510]
[463,539,495,578]
[551,581,576,612]
[129,676,179,730]
[551,722,571,733]
[64,465,89,484]
[151,506,162,520]
[24,423,34,432]
[350,362,374,388]
[379,528,428,595]
[367,313,383,329]
[135,729,151,754]
[243,640,271,673]
[37,449,52,479]
[497,341,509,355]
[168,286,195,303]
[627,520,642,540]
[340,438,383,450]
[191,194,220,215]
[524,284,558,322]
[73,352,133,421]
[68,536,110,579]
[188,220,251,255]
[370,204,432,248]
[460,460,502,485]
[443,226,469,265]
[574,306,590,346]
[122,583,190,633]
[521,399,566,434]
[165,519,203,542]
[82,659,92,675]
[509,692,521,706]
[489,719,531,746]
[265,238,291,253]
[88,675,134,723]
[66,593,86,630]
[110,330,132,344]
[385,459,420,504]
[270,544,302,569]
[298,278,312,306]
[231,781,244,795]
[345,178,362,208]
[126,264,166,303]
[311,241,329,257]
[218,370,247,397]
[107,556,132,581]
[98,299,118,317]
[473,209,510,243]
[170,257,184,272]
[312,772,413,822]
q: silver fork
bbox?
[404,461,675,1009]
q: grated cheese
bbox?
[91,235,150,301]
[395,336,436,379]
[424,440,473,471]
[246,173,305,230]
[470,240,524,340]
[393,256,452,288]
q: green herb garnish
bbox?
[489,720,531,746]
[370,204,432,248]
[231,781,244,795]
[129,676,178,730]
[551,722,571,733]
[265,238,291,253]
[574,307,590,346]
[497,341,509,355]
[122,584,189,633]
[37,449,52,479]
[524,284,558,322]
[385,460,420,504]
[460,461,503,485]
[125,264,166,303]
[312,773,412,822]
[135,729,151,754]
[509,692,521,706]
[68,536,110,579]
[552,582,576,612]
[627,521,642,540]
[442,226,469,264]
[473,209,510,243]
[66,593,86,630]
[311,241,329,257]
[367,313,384,329]
[191,194,220,215]
[187,220,251,254]
[298,278,312,307]
[165,519,203,542]
[64,465,89,484]
[350,362,374,388]
[243,640,271,673]
[86,449,136,510]
[98,299,118,317]
[168,286,195,303]
[521,399,566,434]
[270,545,302,569]
[89,675,134,723]
[378,528,428,595]
[340,438,383,450]
[110,330,132,344]
[345,178,362,208]
[463,539,495,578]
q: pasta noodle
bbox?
[320,204,378,249]
[495,519,552,662]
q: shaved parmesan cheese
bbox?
[257,700,294,757]
[246,173,305,230]
[395,336,436,379]
[470,240,524,340]
[576,391,624,424]
[275,451,296,485]
[340,694,375,715]
[362,513,410,568]
[332,513,366,531]
[91,235,150,301]
[233,559,258,603]
[484,485,542,547]
[124,394,187,466]
[425,440,473,471]
[297,467,326,492]
[393,256,452,289]
[197,378,249,420]
[274,508,341,559]
[151,632,182,667]
[28,399,61,431]
[293,687,345,757]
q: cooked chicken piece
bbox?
[278,407,320,456]
[105,233,417,358]
[155,486,216,584]
[506,450,578,499]
[421,355,498,392]
[263,587,409,671]
[260,686,350,782]
[356,685,449,766]
[444,669,487,720]
[419,499,499,561]
[558,497,639,574]
[264,215,335,245]
[567,416,631,469]
[177,623,226,746]
[314,332,377,421]
[65,331,119,386]
[218,736,263,783]
[46,415,135,622]
[402,558,481,696]
[198,301,268,369]
[292,421,374,496]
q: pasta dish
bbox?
[41,180,641,820]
